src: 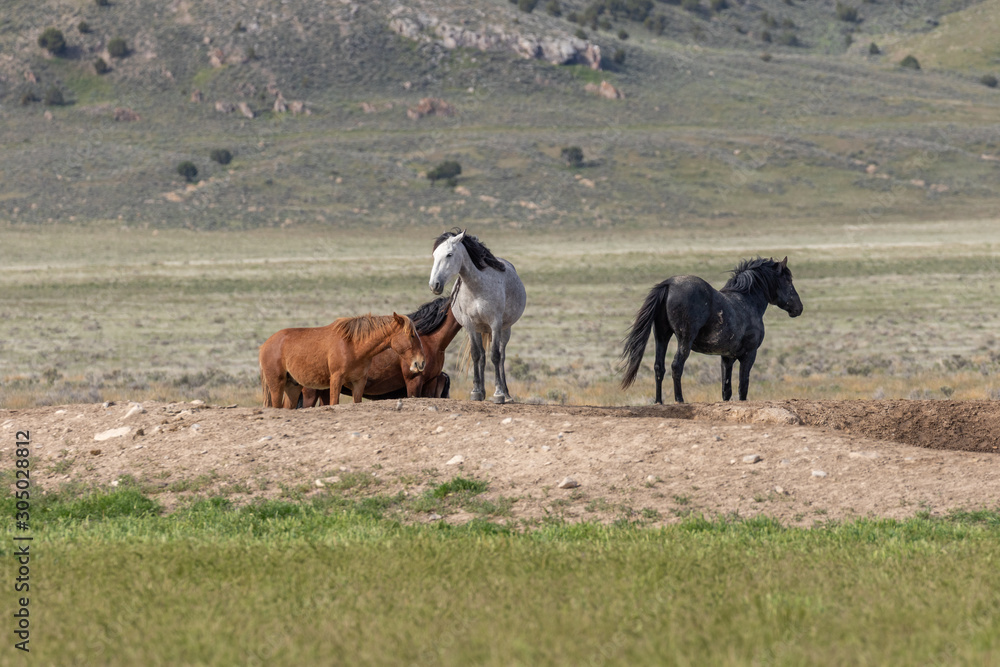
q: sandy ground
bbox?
[4,399,999,526]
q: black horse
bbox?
[620,257,803,404]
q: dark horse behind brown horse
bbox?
[259,313,425,408]
[300,295,462,406]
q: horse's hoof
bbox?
[470,391,485,401]
[492,394,505,405]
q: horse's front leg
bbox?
[496,327,513,402]
[671,341,692,404]
[489,325,505,404]
[469,332,486,401]
[328,372,344,406]
[737,349,757,401]
[721,357,736,401]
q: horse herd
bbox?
[259,229,803,408]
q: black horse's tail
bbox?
[620,280,670,390]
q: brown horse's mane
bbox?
[330,314,413,344]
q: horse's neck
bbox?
[357,327,397,358]
[729,289,770,317]
[425,310,462,350]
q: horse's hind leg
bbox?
[468,332,486,401]
[653,316,673,405]
[671,340,692,404]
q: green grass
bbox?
[1,489,998,665]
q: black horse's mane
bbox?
[721,257,788,298]
[433,228,507,272]
[406,297,450,336]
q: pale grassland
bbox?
[1,218,998,407]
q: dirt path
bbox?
[4,399,999,526]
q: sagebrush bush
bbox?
[177,161,198,183]
[980,74,998,88]
[869,42,880,55]
[518,0,539,12]
[210,149,233,165]
[561,146,584,167]
[644,15,667,35]
[427,161,461,185]
[900,54,920,70]
[78,21,91,33]
[38,28,67,55]
[836,2,858,22]
[94,58,110,75]
[546,0,562,16]
[108,37,128,58]
[43,86,65,106]
[95,0,110,6]
[612,48,626,65]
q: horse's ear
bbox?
[780,256,788,269]
[453,229,465,244]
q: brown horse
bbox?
[300,296,462,406]
[259,313,425,409]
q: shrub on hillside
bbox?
[900,55,920,70]
[710,0,728,11]
[836,3,858,22]
[682,0,701,12]
[94,57,111,74]
[20,91,39,106]
[518,0,539,12]
[868,42,880,55]
[108,37,128,58]
[776,31,800,47]
[546,0,562,16]
[43,87,66,106]
[78,21,92,33]
[561,146,584,168]
[612,48,626,65]
[38,28,67,56]
[644,15,668,35]
[575,28,588,39]
[177,161,198,183]
[618,29,629,40]
[95,0,111,6]
[980,74,998,88]
[210,149,233,165]
[427,160,462,185]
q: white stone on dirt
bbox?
[505,437,516,444]
[775,486,785,495]
[395,400,403,411]
[646,475,657,484]
[446,455,464,465]
[449,413,462,419]
[190,399,205,405]
[743,454,762,464]
[124,404,145,419]
[259,436,272,442]
[557,476,580,489]
[812,470,828,478]
[501,417,513,425]
[849,451,880,459]
[541,445,551,451]
[94,427,130,441]
[428,513,443,521]
[315,479,325,488]
[435,426,445,433]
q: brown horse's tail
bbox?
[459,332,492,374]
[260,367,272,408]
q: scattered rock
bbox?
[446,455,465,465]
[190,89,204,103]
[646,475,657,484]
[849,451,880,459]
[557,476,580,489]
[541,445,551,451]
[113,107,140,122]
[774,486,786,495]
[428,513,443,521]
[94,427,130,442]
[215,101,236,114]
[750,407,801,425]
[102,401,115,409]
[289,101,309,115]
[395,400,404,411]
[124,404,146,419]
[273,94,288,114]
[743,454,762,464]
[237,102,255,119]
[866,164,878,174]
[501,417,513,425]
[812,470,828,478]
[435,426,445,433]
[89,449,101,456]
[407,97,455,120]
[584,81,624,99]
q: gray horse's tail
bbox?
[620,280,670,390]
[459,332,491,375]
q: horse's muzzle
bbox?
[411,359,426,374]
[430,281,443,295]
[789,304,803,318]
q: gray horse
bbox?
[429,229,526,404]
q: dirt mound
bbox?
[3,399,998,525]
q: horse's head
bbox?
[429,230,466,295]
[390,313,426,375]
[773,257,803,318]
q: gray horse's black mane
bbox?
[406,297,450,335]
[721,257,789,297]
[434,228,507,272]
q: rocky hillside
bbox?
[1,0,998,228]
